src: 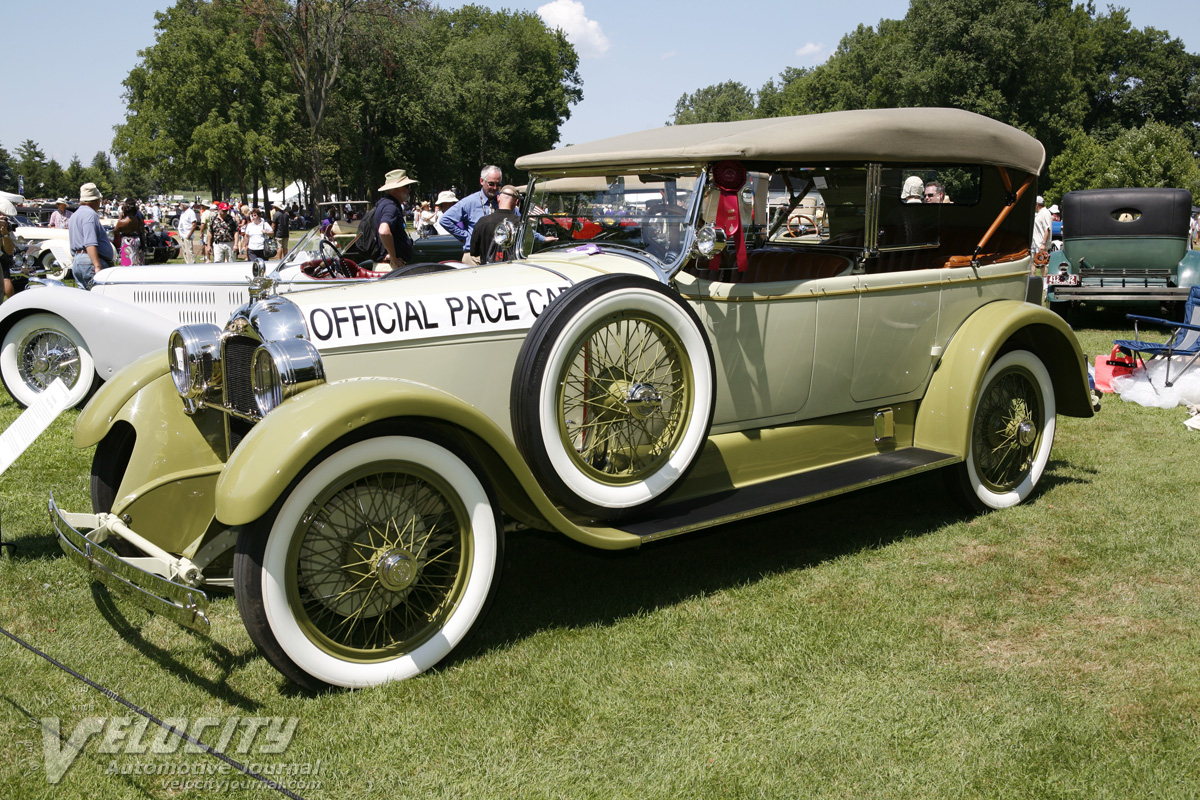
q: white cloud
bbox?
[795,42,826,59]
[537,0,611,58]
[661,50,678,61]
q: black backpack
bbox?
[356,202,381,258]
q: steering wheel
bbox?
[641,203,688,260]
[316,238,352,278]
[786,214,817,237]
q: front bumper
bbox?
[49,496,211,631]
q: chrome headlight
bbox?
[691,223,728,259]
[251,339,325,417]
[169,324,224,400]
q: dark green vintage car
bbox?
[1046,188,1199,315]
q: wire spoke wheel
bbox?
[236,432,503,690]
[948,350,1056,512]
[559,313,691,486]
[512,274,715,518]
[289,464,470,660]
[971,368,1043,493]
[1,313,96,408]
[19,326,81,392]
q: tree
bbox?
[1103,122,1200,195]
[1048,122,1200,198]
[243,0,375,201]
[114,0,301,200]
[63,156,86,196]
[0,146,15,194]
[15,140,46,197]
[668,81,757,125]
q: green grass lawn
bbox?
[1,309,1198,798]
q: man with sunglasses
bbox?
[439,165,503,265]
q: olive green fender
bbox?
[214,377,642,550]
[76,350,169,448]
[914,300,1094,458]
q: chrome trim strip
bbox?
[50,497,211,631]
[679,269,1029,302]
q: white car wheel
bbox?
[0,313,96,408]
[950,350,1056,511]
[234,432,503,690]
[511,274,715,519]
[41,250,68,280]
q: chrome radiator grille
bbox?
[223,334,259,451]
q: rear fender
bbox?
[1177,249,1200,289]
[914,300,1093,458]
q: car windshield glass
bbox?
[522,170,701,266]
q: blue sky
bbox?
[4,0,1195,174]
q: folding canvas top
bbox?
[517,108,1046,175]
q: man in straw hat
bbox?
[69,183,116,289]
[375,168,417,269]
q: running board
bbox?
[602,448,959,543]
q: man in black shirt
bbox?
[376,168,417,268]
[469,185,521,264]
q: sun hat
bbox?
[901,176,923,201]
[378,169,418,192]
[1036,195,1045,205]
[435,190,458,206]
[0,199,18,217]
[1049,204,1060,214]
[80,183,102,202]
[55,197,69,206]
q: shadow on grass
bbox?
[461,468,978,660]
[90,584,263,712]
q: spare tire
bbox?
[510,274,714,519]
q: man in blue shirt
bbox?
[376,168,417,269]
[69,183,116,289]
[439,165,502,264]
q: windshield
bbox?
[522,170,701,266]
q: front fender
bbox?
[214,377,641,549]
[914,300,1093,458]
[0,284,176,384]
[76,351,169,448]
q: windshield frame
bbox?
[518,166,709,282]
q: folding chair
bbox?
[1113,285,1200,387]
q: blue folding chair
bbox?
[1113,285,1200,388]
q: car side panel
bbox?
[0,285,176,384]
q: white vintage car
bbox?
[0,226,459,407]
[14,225,71,278]
[52,108,1096,691]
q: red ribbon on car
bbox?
[711,160,748,271]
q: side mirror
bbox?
[691,224,728,259]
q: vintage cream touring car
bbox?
[51,108,1095,690]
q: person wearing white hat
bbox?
[49,198,73,229]
[1030,195,1052,276]
[431,189,458,235]
[69,183,116,289]
[375,168,418,268]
